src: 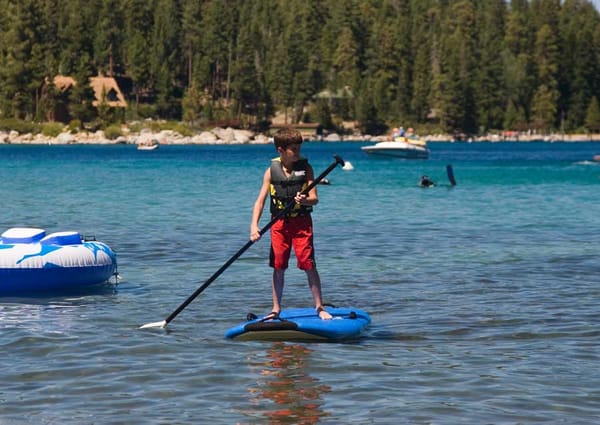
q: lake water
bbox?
[1,141,599,424]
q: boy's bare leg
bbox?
[271,268,285,315]
[306,268,332,320]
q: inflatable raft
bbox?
[225,307,371,342]
[0,227,117,295]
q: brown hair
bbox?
[273,127,303,149]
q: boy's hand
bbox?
[295,192,307,205]
[250,227,261,241]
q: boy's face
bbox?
[278,143,302,162]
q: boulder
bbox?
[56,132,76,144]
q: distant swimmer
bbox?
[418,165,456,188]
[419,175,435,187]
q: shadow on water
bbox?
[0,282,119,304]
[366,327,428,342]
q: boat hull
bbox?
[137,144,159,151]
[362,141,429,159]
[225,307,371,342]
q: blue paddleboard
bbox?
[225,307,371,341]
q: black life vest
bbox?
[269,157,313,217]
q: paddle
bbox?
[140,154,346,329]
[446,164,457,186]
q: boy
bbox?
[250,128,332,320]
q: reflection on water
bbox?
[247,343,331,424]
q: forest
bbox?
[1,0,600,136]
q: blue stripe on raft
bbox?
[0,264,116,295]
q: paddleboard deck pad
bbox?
[225,307,371,342]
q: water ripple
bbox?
[2,143,600,423]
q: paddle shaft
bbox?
[159,155,345,327]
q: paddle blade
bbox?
[140,320,167,329]
[446,164,457,186]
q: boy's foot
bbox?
[262,311,280,321]
[316,306,332,320]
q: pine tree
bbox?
[410,0,436,124]
[182,83,202,125]
[231,1,262,124]
[328,25,359,121]
[0,0,48,119]
[558,0,598,130]
[531,24,560,131]
[434,0,477,133]
[150,0,183,118]
[281,0,326,122]
[584,96,600,132]
[181,0,205,87]
[58,0,95,77]
[503,0,535,129]
[474,0,507,132]
[94,0,124,75]
[198,0,239,103]
[123,0,154,113]
[362,0,410,124]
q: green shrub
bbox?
[104,124,123,140]
[68,120,82,134]
[148,120,162,132]
[172,122,192,137]
[127,121,144,133]
[41,122,64,137]
[156,120,189,136]
[136,104,157,119]
[0,118,40,134]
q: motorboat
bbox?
[361,136,429,159]
[137,140,160,150]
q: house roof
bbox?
[53,75,77,91]
[89,76,127,108]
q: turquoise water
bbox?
[1,141,599,424]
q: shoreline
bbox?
[1,127,600,146]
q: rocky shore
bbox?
[1,127,600,145]
[0,127,270,146]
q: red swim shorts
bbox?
[269,215,315,270]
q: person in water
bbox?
[419,175,435,187]
[250,128,332,320]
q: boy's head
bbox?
[273,128,303,150]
